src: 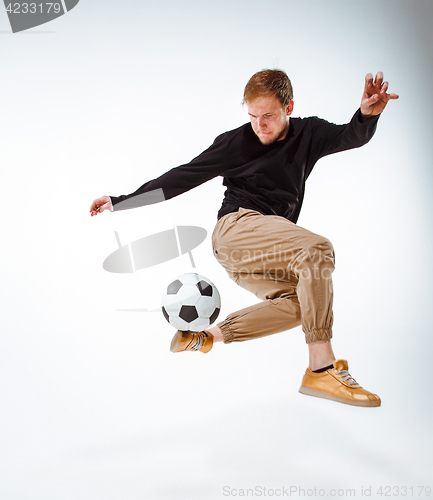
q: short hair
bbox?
[242,69,294,108]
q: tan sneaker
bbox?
[298,359,381,407]
[170,330,213,353]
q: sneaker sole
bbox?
[298,386,381,407]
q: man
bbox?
[90,70,398,407]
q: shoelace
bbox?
[186,332,204,351]
[335,369,358,386]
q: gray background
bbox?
[0,1,432,499]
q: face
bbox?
[247,94,294,145]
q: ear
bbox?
[286,100,294,117]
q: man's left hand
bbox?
[360,72,399,119]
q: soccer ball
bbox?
[161,273,221,332]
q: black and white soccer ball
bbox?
[161,273,221,331]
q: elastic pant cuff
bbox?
[304,328,333,344]
[217,320,235,344]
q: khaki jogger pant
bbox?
[212,208,335,344]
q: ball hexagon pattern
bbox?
[161,273,221,332]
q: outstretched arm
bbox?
[89,131,230,216]
[90,195,113,216]
[360,71,399,119]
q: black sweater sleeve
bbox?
[110,132,230,211]
[306,109,380,176]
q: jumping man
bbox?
[90,70,398,407]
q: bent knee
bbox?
[294,237,335,272]
[306,236,334,260]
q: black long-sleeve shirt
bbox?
[110,109,379,223]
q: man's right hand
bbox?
[90,196,113,216]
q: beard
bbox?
[255,122,290,145]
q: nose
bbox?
[257,116,266,130]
